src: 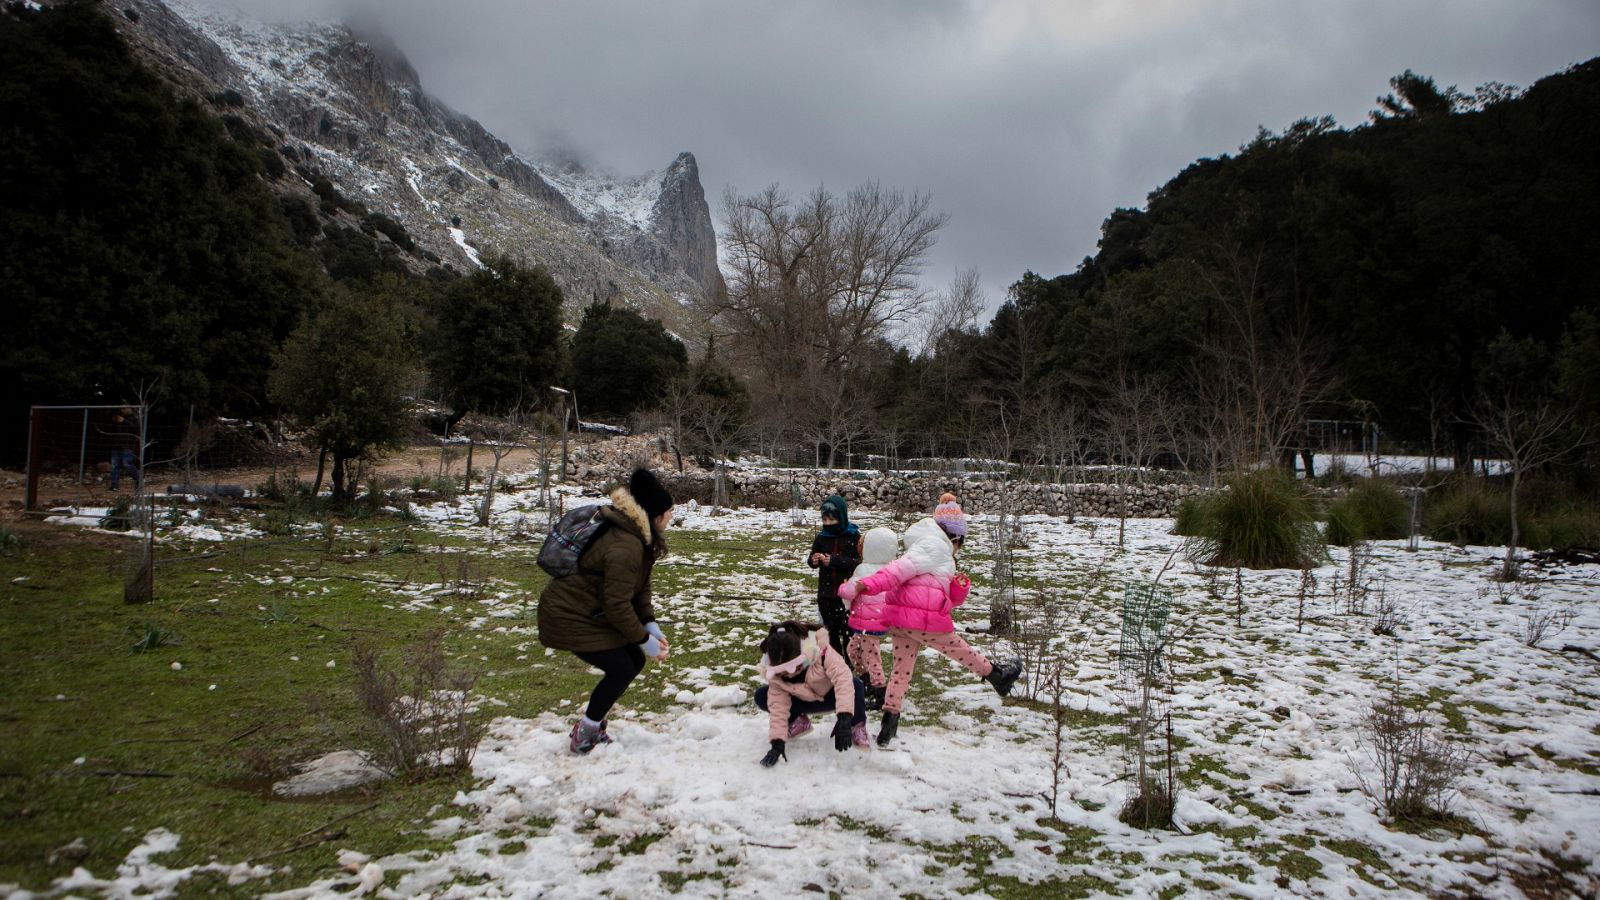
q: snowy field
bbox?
[25,469,1600,898]
[1296,453,1510,478]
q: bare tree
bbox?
[715,181,947,388]
[970,398,1021,634]
[690,391,749,511]
[474,413,525,528]
[1186,239,1333,471]
[801,360,879,470]
[915,268,986,354]
[1099,376,1165,548]
[1472,391,1586,580]
[656,376,698,474]
[1033,397,1088,520]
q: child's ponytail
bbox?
[759,620,821,668]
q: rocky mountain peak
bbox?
[114,0,723,342]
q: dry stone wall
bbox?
[557,438,1207,518]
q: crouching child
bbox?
[754,621,869,766]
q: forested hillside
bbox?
[924,63,1599,473]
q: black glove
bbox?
[760,739,786,767]
[832,713,852,752]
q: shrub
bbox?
[1324,502,1362,547]
[1424,480,1510,546]
[256,473,303,502]
[1325,479,1410,546]
[100,496,135,531]
[1352,685,1473,827]
[1521,507,1600,550]
[1171,494,1214,536]
[262,508,299,536]
[1182,470,1324,569]
[351,629,485,780]
[1118,777,1176,830]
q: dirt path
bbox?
[1,442,555,522]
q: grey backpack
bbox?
[537,505,610,578]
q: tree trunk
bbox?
[330,452,347,503]
[1502,468,1521,581]
[478,458,501,527]
[1300,447,1316,480]
[312,446,327,497]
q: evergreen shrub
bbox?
[1182,469,1323,569]
[1325,479,1410,546]
[1424,481,1510,546]
[1171,494,1214,536]
[1521,507,1600,551]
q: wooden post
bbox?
[25,407,43,511]
[558,394,569,483]
[78,408,89,485]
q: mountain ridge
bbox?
[110,0,722,343]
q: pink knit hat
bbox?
[933,493,967,537]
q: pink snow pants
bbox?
[847,633,886,688]
[882,627,994,715]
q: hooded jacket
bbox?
[536,486,659,652]
[757,627,856,740]
[806,495,861,601]
[845,527,898,633]
[851,517,970,633]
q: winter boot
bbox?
[985,658,1024,698]
[569,718,605,755]
[864,683,887,712]
[787,714,814,739]
[851,721,872,749]
[876,711,900,748]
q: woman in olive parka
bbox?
[538,468,674,754]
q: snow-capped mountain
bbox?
[111,0,723,338]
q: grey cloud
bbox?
[192,0,1600,311]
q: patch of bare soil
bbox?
[0,443,552,522]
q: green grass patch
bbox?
[0,519,573,891]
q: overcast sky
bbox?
[195,0,1599,314]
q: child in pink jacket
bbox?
[839,495,1023,747]
[753,621,870,766]
[845,526,898,711]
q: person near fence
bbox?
[537,468,675,754]
[806,494,861,658]
[844,526,898,710]
[839,495,1023,747]
[105,407,142,491]
[754,621,870,766]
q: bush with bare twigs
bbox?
[1351,683,1474,827]
[352,629,486,780]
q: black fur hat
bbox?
[629,468,674,521]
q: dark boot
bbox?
[876,711,900,748]
[865,684,886,711]
[985,658,1023,698]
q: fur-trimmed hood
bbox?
[606,486,654,545]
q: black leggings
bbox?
[816,596,851,658]
[574,645,647,722]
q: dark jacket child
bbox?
[537,469,675,754]
[754,621,869,766]
[806,495,861,658]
